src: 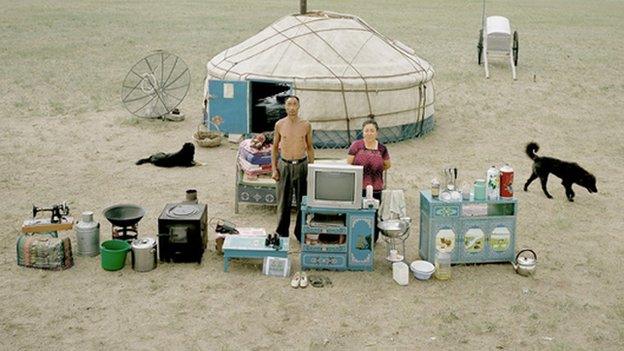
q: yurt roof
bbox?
[206,11,434,89]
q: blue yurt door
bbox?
[206,80,249,134]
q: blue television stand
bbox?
[300,196,375,271]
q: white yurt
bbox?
[204,11,435,148]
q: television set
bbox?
[307,163,363,209]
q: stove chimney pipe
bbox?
[300,0,307,14]
[185,189,198,204]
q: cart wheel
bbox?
[513,31,519,66]
[477,29,484,65]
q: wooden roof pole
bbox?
[300,0,307,14]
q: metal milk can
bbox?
[131,237,157,272]
[75,211,100,256]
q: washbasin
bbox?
[103,204,146,227]
[377,219,410,238]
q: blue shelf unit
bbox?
[300,196,375,271]
[419,190,518,264]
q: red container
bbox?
[499,164,514,198]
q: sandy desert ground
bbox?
[1,0,623,350]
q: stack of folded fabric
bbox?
[238,138,273,180]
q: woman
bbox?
[347,119,391,241]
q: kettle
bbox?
[512,249,537,276]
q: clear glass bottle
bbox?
[461,181,470,201]
[434,250,451,280]
[431,178,440,198]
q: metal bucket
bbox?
[131,237,157,272]
[75,211,100,256]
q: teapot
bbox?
[512,249,537,276]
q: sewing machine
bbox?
[22,202,74,233]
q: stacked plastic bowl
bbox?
[410,260,435,280]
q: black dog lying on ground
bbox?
[136,142,197,167]
[523,142,597,202]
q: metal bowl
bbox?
[377,219,410,238]
[103,204,146,227]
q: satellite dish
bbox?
[121,50,191,118]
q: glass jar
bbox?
[474,179,486,201]
[461,181,470,201]
[431,178,440,198]
[434,250,451,280]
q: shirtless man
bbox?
[272,95,315,241]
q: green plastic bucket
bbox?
[101,239,131,271]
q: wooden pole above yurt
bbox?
[300,0,307,14]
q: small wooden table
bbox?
[222,236,289,272]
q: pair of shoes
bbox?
[309,275,332,288]
[290,271,308,289]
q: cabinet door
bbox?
[429,220,461,263]
[486,219,516,262]
[459,219,488,263]
[348,213,374,270]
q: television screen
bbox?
[307,163,362,209]
[315,171,356,202]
